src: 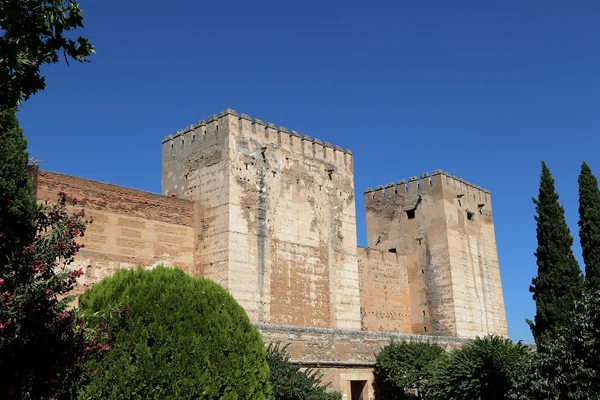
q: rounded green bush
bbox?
[76,266,271,400]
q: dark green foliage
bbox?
[528,161,584,343]
[578,161,600,291]
[522,289,600,400]
[0,110,37,258]
[374,340,446,399]
[0,193,108,399]
[0,0,94,112]
[76,266,271,400]
[266,342,341,400]
[425,335,530,400]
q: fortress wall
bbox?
[34,170,196,296]
[438,174,508,337]
[223,109,360,329]
[357,247,412,333]
[161,117,231,287]
[257,323,469,399]
[363,174,445,335]
[364,171,507,338]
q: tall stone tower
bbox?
[364,171,507,338]
[161,109,361,330]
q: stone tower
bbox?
[364,171,507,338]
[161,109,361,330]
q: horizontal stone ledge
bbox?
[289,360,375,368]
[254,323,471,343]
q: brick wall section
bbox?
[34,169,196,296]
[357,247,412,333]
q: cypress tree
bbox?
[528,161,584,343]
[0,111,37,259]
[578,161,600,290]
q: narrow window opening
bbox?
[388,248,396,253]
[181,140,184,146]
[467,211,474,221]
[261,147,267,161]
[422,310,426,316]
[406,209,416,219]
[245,164,249,170]
[216,125,218,131]
[319,185,322,191]
[192,134,196,140]
[424,326,427,333]
[297,178,299,184]
[170,143,173,150]
[421,269,424,275]
[458,199,462,207]
[272,171,276,177]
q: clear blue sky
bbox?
[17,1,600,342]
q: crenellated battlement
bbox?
[162,109,353,170]
[364,170,491,205]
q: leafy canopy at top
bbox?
[0,0,94,113]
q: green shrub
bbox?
[374,340,446,400]
[425,335,530,400]
[523,289,600,400]
[75,266,271,400]
[267,343,341,400]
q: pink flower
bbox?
[0,279,4,285]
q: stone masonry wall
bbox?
[364,171,507,338]
[439,173,508,337]
[162,115,230,288]
[162,109,361,330]
[357,247,412,333]
[34,170,196,296]
[257,323,469,400]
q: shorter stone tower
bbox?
[364,170,507,338]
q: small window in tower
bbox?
[421,269,424,275]
[424,326,427,333]
[422,310,426,316]
[388,248,397,253]
[181,140,184,146]
[406,209,416,219]
[467,211,474,221]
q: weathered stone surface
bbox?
[257,323,468,400]
[162,110,360,329]
[364,172,507,338]
[33,109,508,395]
